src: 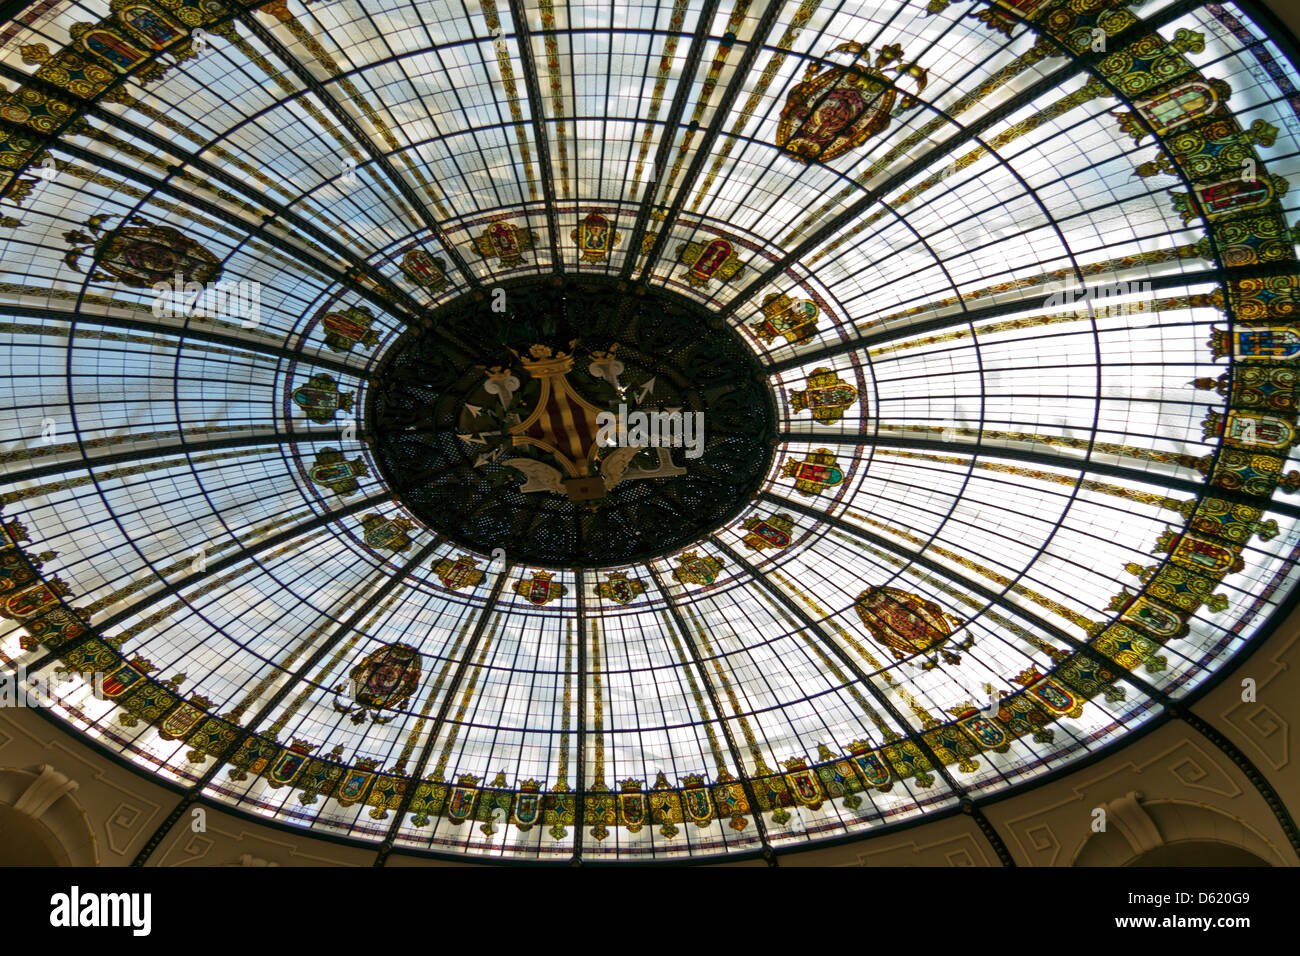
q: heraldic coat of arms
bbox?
[777,42,928,164]
[782,448,847,496]
[853,585,974,669]
[740,513,795,551]
[434,554,486,591]
[751,293,819,346]
[458,341,686,504]
[401,247,450,292]
[292,373,354,424]
[64,213,222,287]
[572,212,621,263]
[309,448,368,496]
[472,221,538,268]
[333,642,422,723]
[791,368,858,425]
[594,571,646,605]
[514,570,566,606]
[671,551,724,586]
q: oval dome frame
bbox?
[1,0,1299,864]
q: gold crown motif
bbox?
[509,341,579,376]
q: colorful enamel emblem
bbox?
[1209,326,1300,360]
[751,293,819,346]
[73,24,150,73]
[953,706,1010,752]
[447,774,480,822]
[512,779,543,829]
[1114,79,1225,140]
[72,0,193,74]
[571,212,621,263]
[782,758,824,809]
[433,554,486,591]
[790,367,858,424]
[319,305,380,354]
[594,571,646,605]
[1154,529,1245,575]
[309,448,368,496]
[1205,409,1296,450]
[336,762,378,807]
[268,739,316,788]
[513,570,566,606]
[777,43,927,164]
[740,513,795,551]
[671,551,724,586]
[472,221,537,267]
[1174,175,1286,224]
[120,3,191,50]
[680,775,712,826]
[96,661,145,700]
[400,247,450,292]
[0,577,71,620]
[63,213,221,287]
[1013,667,1084,719]
[333,642,421,724]
[618,779,646,832]
[781,448,846,496]
[675,237,746,288]
[159,695,211,740]
[292,373,354,424]
[853,585,972,668]
[359,514,416,552]
[846,741,893,790]
[1120,594,1188,638]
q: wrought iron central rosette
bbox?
[367,277,777,567]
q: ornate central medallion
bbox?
[469,342,689,502]
[367,277,776,567]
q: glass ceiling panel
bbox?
[2,0,1299,861]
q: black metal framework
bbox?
[372,564,511,865]
[366,275,777,567]
[0,0,1297,866]
[131,538,444,866]
[232,8,480,289]
[505,0,564,270]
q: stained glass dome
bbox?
[2,0,1299,863]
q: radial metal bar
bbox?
[1,426,358,487]
[505,0,564,270]
[649,564,775,861]
[716,0,1209,319]
[573,567,587,858]
[373,566,510,865]
[760,488,1181,709]
[619,0,726,280]
[21,491,390,675]
[710,535,1015,865]
[633,0,787,281]
[235,9,480,287]
[130,539,442,865]
[0,122,426,330]
[0,301,366,379]
[0,60,431,325]
[762,264,1267,375]
[775,431,1300,520]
